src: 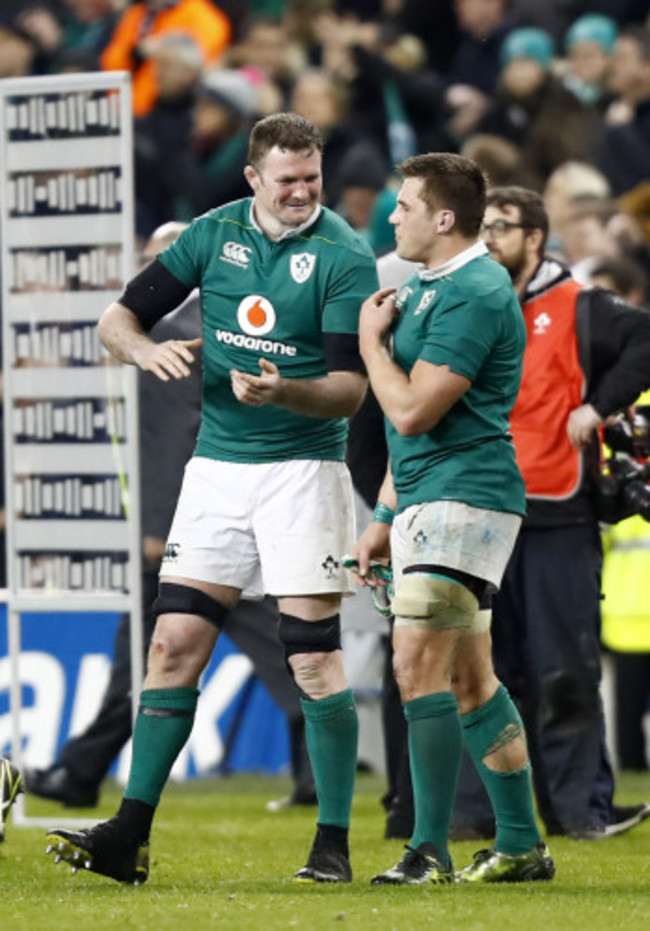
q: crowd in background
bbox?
[0,0,648,296]
[1,0,649,774]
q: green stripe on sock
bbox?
[124,687,199,808]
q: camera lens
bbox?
[622,480,650,521]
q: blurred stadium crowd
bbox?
[0,0,648,300]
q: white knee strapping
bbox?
[392,573,480,631]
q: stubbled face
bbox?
[247,146,322,231]
[480,203,528,279]
[389,178,438,264]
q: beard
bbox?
[488,245,526,282]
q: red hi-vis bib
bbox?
[511,278,585,499]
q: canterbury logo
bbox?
[533,312,551,335]
[220,241,252,267]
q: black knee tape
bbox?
[152,582,228,630]
[278,613,342,657]
[405,563,488,601]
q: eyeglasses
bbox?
[480,220,529,239]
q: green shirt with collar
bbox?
[388,242,526,516]
[158,198,378,463]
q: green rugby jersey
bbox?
[388,242,527,516]
[158,198,378,462]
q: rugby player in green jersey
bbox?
[353,153,555,885]
[45,113,379,885]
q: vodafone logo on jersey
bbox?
[215,295,297,356]
[237,295,276,335]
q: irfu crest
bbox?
[290,253,316,284]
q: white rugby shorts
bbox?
[160,457,356,598]
[391,500,521,593]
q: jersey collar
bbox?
[418,240,488,281]
[248,199,322,241]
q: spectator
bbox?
[445,0,517,142]
[313,13,451,165]
[163,67,259,221]
[542,160,611,253]
[100,0,233,117]
[57,0,120,57]
[598,25,650,197]
[289,67,387,215]
[558,198,621,282]
[226,15,300,106]
[133,32,205,236]
[0,19,39,77]
[562,13,618,109]
[478,27,603,182]
[460,133,543,190]
[589,254,648,307]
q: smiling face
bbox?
[245,145,322,237]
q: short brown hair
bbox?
[248,112,323,169]
[398,152,487,237]
[486,185,549,251]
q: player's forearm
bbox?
[274,371,367,418]
[362,342,420,434]
[376,465,397,511]
[98,302,156,366]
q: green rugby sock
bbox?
[461,684,541,855]
[405,691,461,865]
[301,689,358,829]
[124,687,199,808]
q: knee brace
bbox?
[152,582,228,630]
[278,613,342,658]
[392,572,479,631]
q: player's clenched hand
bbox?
[359,287,398,353]
[353,520,391,586]
[230,358,283,406]
[134,338,202,382]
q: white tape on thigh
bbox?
[473,608,491,635]
[392,573,479,631]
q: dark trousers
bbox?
[611,650,650,770]
[58,575,313,797]
[381,632,413,822]
[454,523,614,835]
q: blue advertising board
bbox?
[0,604,290,778]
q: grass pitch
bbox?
[2,771,649,930]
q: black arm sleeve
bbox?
[585,289,650,416]
[323,332,365,374]
[119,259,193,332]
